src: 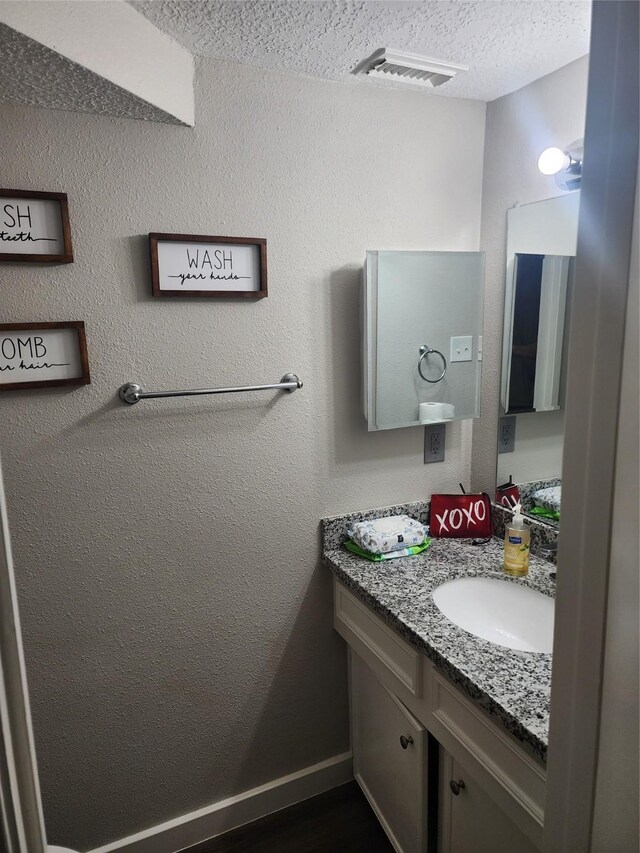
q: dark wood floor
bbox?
[180,781,393,853]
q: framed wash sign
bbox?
[149,233,267,298]
[0,189,73,263]
[0,322,90,392]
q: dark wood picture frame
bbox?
[0,321,90,392]
[149,233,268,298]
[0,189,73,263]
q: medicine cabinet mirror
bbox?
[497,192,580,524]
[362,250,485,431]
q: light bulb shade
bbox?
[537,147,571,176]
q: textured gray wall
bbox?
[471,56,589,493]
[0,59,485,850]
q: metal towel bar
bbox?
[118,373,303,405]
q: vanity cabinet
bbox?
[334,577,545,853]
[438,748,539,853]
[352,653,429,853]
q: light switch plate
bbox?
[450,335,473,362]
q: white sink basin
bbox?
[432,577,554,653]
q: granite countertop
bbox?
[322,502,556,763]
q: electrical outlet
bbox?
[424,423,446,464]
[498,416,516,454]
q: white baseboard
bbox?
[89,752,353,853]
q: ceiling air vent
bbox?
[353,48,468,89]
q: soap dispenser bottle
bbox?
[503,503,530,577]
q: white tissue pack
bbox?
[532,485,562,512]
[349,515,427,555]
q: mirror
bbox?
[503,252,573,415]
[362,250,485,431]
[496,193,580,523]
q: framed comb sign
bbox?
[0,322,90,392]
[149,233,267,298]
[0,189,73,263]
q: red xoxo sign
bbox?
[496,482,521,510]
[429,493,493,538]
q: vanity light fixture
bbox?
[537,139,583,190]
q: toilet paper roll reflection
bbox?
[419,402,455,422]
[419,402,443,422]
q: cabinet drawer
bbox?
[352,653,429,853]
[334,578,422,696]
[429,669,545,849]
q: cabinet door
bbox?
[438,748,539,853]
[351,651,429,853]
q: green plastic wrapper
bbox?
[343,538,431,562]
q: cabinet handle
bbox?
[449,779,466,796]
[399,735,414,749]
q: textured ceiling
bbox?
[131,0,591,102]
[0,23,183,123]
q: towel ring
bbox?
[418,345,447,383]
